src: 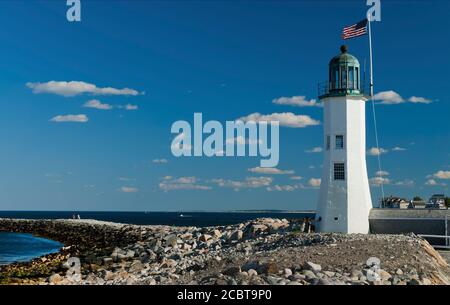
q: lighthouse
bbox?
[315,45,373,234]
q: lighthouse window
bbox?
[335,135,344,149]
[334,163,345,181]
[341,67,347,88]
[356,67,359,89]
[334,69,339,89]
[348,67,354,89]
[326,135,330,150]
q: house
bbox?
[382,196,409,209]
[427,194,446,209]
[411,200,427,209]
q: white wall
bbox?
[316,95,372,233]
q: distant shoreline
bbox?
[0,210,316,213]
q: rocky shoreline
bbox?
[0,218,449,285]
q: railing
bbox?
[418,235,450,249]
[419,215,449,249]
[318,81,370,98]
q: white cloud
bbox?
[238,112,320,128]
[392,147,406,151]
[375,170,390,177]
[373,90,433,105]
[120,186,138,193]
[152,159,168,164]
[290,176,303,181]
[226,136,262,145]
[308,178,321,188]
[27,81,142,97]
[370,177,391,186]
[248,167,294,175]
[124,104,138,110]
[432,170,450,180]
[117,177,135,181]
[211,177,273,191]
[373,91,404,104]
[425,179,438,186]
[408,96,432,104]
[50,114,88,123]
[159,176,211,191]
[83,99,112,110]
[267,184,297,192]
[395,179,414,187]
[305,147,323,153]
[367,147,388,156]
[425,179,446,186]
[272,96,320,107]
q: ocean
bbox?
[0,232,63,265]
[0,211,314,265]
[0,211,314,227]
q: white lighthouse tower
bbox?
[315,45,373,234]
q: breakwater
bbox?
[1,217,450,285]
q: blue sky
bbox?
[0,0,448,211]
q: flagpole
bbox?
[368,15,374,97]
[367,14,385,205]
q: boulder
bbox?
[304,262,322,273]
[229,230,243,241]
[48,274,62,284]
[257,262,279,275]
[199,234,212,242]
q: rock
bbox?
[248,269,258,277]
[284,268,293,276]
[212,230,222,239]
[49,274,62,284]
[199,234,212,242]
[266,276,281,285]
[161,259,177,269]
[317,278,332,285]
[125,250,135,258]
[242,261,259,272]
[408,278,421,285]
[223,266,241,276]
[421,278,432,285]
[395,268,403,275]
[257,262,279,275]
[229,230,243,241]
[323,271,336,277]
[129,260,144,273]
[103,257,113,265]
[301,270,317,280]
[164,234,178,247]
[304,262,322,273]
[377,269,392,281]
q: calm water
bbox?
[0,232,63,265]
[0,211,314,227]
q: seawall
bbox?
[369,209,450,246]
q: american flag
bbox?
[342,19,368,40]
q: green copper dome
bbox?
[329,45,360,67]
[318,45,366,99]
